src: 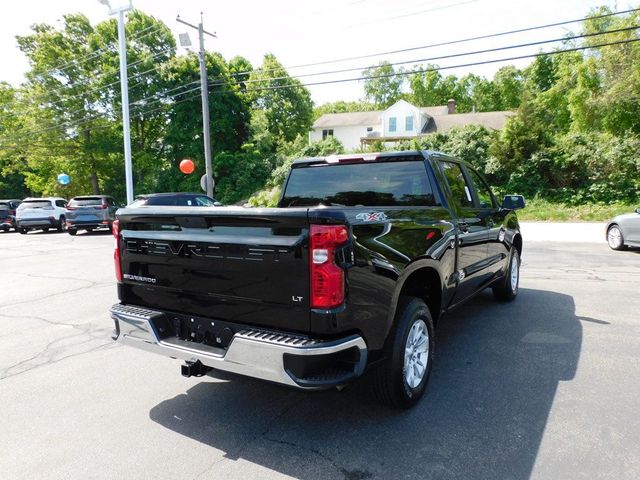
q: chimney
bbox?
[447,99,456,115]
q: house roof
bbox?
[313,111,382,128]
[431,111,514,132]
[312,101,514,132]
[420,106,449,116]
[312,104,451,128]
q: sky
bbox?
[0,0,629,105]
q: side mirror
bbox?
[213,202,222,207]
[502,195,526,210]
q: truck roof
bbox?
[291,150,454,167]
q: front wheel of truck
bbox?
[372,296,435,409]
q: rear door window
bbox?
[439,161,474,209]
[281,160,438,207]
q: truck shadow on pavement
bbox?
[149,288,587,480]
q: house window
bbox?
[322,129,334,140]
[405,116,414,131]
[389,117,397,132]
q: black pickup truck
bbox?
[110,150,525,408]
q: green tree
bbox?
[249,54,313,144]
[157,52,251,194]
[313,100,377,120]
[493,66,523,110]
[363,61,405,107]
[14,11,175,199]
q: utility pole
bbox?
[176,13,216,198]
[98,0,134,205]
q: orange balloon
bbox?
[179,159,195,174]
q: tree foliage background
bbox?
[0,7,638,207]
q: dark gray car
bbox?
[129,192,220,207]
[606,207,640,250]
[65,196,120,235]
[0,199,21,232]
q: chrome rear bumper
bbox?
[110,304,367,389]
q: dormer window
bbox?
[389,117,397,132]
[405,116,414,131]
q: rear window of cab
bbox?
[281,160,439,207]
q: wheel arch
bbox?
[512,232,523,258]
[388,261,444,330]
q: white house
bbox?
[310,99,513,150]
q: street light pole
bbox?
[177,14,216,198]
[99,0,134,205]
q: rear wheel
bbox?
[68,228,77,236]
[493,248,520,301]
[371,296,434,409]
[57,216,66,232]
[18,228,28,234]
[42,227,49,232]
[607,225,626,251]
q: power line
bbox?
[0,49,175,120]
[6,6,638,116]
[124,23,639,113]
[282,6,640,71]
[4,34,638,150]
[27,48,175,112]
[230,37,640,93]
[138,6,637,98]
[29,24,163,80]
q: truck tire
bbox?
[372,296,435,409]
[57,216,66,232]
[492,248,520,301]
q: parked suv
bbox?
[66,195,119,235]
[16,197,68,234]
[0,199,21,232]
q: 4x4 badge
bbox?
[356,212,388,222]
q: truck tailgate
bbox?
[117,207,311,333]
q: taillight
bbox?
[96,203,108,210]
[309,224,349,309]
[113,219,122,282]
[66,205,77,210]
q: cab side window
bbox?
[467,168,496,209]
[56,200,66,208]
[440,161,473,209]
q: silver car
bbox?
[606,208,640,250]
[65,195,120,235]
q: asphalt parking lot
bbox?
[0,227,639,480]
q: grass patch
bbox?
[518,199,638,222]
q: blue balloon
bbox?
[57,173,70,185]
